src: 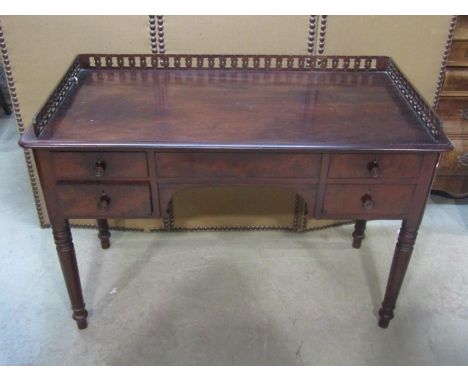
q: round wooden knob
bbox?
[97,193,111,211]
[361,193,374,210]
[368,159,380,178]
[94,160,106,177]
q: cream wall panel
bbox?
[173,187,296,229]
[1,15,150,128]
[165,16,309,54]
[324,15,451,103]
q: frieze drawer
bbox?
[51,152,148,180]
[155,153,322,179]
[327,154,423,180]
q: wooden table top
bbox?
[20,54,452,152]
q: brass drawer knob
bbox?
[361,193,374,210]
[94,160,106,177]
[97,192,111,211]
[368,159,381,178]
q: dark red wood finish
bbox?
[320,184,415,218]
[352,220,367,249]
[20,54,452,330]
[56,182,153,218]
[327,154,423,179]
[50,151,148,179]
[155,153,321,178]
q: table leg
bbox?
[52,219,88,329]
[352,219,367,248]
[378,219,419,328]
[97,219,111,249]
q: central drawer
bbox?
[328,154,422,179]
[155,153,321,179]
[56,182,152,218]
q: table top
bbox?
[20,54,452,152]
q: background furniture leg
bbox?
[378,220,418,328]
[97,219,111,249]
[0,85,12,115]
[52,219,88,329]
[352,219,367,248]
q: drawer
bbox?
[437,98,468,136]
[437,138,468,175]
[56,182,152,218]
[448,40,468,65]
[432,175,468,197]
[51,152,148,179]
[320,184,415,218]
[442,68,468,93]
[327,154,422,179]
[155,153,321,179]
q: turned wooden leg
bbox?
[97,219,111,249]
[52,220,88,329]
[378,220,418,328]
[352,220,367,248]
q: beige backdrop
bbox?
[324,16,452,104]
[0,15,452,230]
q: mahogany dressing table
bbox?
[19,54,452,330]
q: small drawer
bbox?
[328,154,422,179]
[56,182,152,218]
[438,138,468,175]
[437,98,468,136]
[443,68,468,92]
[155,153,321,179]
[320,184,415,218]
[448,40,468,65]
[50,152,148,180]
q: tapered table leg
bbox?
[352,220,367,248]
[52,219,88,329]
[97,219,111,249]
[378,220,419,328]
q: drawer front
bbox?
[438,138,468,175]
[437,97,468,136]
[320,184,415,218]
[443,68,468,92]
[432,175,468,197]
[155,153,321,179]
[51,152,148,179]
[448,40,468,65]
[328,154,422,179]
[56,182,152,218]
